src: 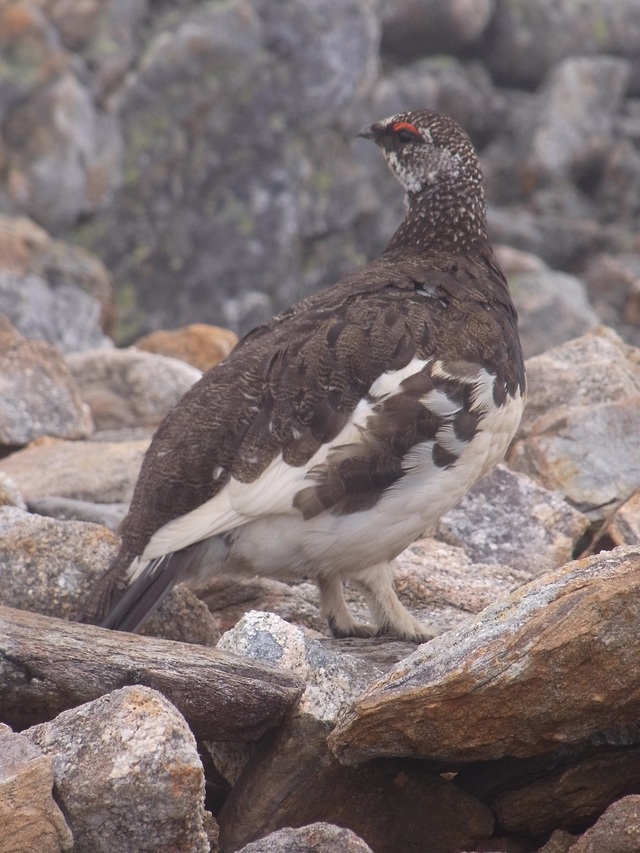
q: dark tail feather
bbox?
[98,556,180,632]
[78,553,185,633]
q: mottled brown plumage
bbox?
[81,109,525,640]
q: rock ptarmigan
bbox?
[81,110,526,642]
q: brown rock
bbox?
[590,488,640,551]
[135,323,238,371]
[492,747,640,836]
[0,316,93,445]
[329,546,640,765]
[66,347,201,430]
[0,436,148,504]
[0,730,73,853]
[537,830,579,853]
[571,795,640,852]
[25,686,209,853]
[219,717,494,853]
[236,822,374,852]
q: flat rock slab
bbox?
[0,605,303,742]
[25,686,208,853]
[0,436,148,504]
[329,545,640,765]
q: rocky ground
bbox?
[2,1,640,852]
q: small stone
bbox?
[0,730,73,853]
[236,822,374,852]
[66,347,201,430]
[0,316,93,445]
[25,685,210,853]
[134,323,238,371]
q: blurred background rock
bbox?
[1,0,640,354]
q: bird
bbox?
[80,109,526,643]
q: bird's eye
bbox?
[392,121,421,144]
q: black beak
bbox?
[356,122,378,142]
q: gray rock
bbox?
[25,686,210,853]
[380,0,495,59]
[582,253,640,348]
[520,326,640,436]
[65,347,201,430]
[0,505,218,645]
[0,316,93,445]
[217,612,379,726]
[330,545,640,765]
[488,206,625,274]
[46,0,148,102]
[0,213,116,346]
[509,397,640,520]
[508,268,599,358]
[483,0,640,89]
[437,465,590,576]
[0,506,119,620]
[236,822,374,852]
[0,270,112,353]
[76,0,379,338]
[0,730,73,853]
[0,436,147,504]
[3,71,122,231]
[521,57,630,187]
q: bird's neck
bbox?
[384,178,490,257]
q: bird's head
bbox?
[358,109,482,198]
